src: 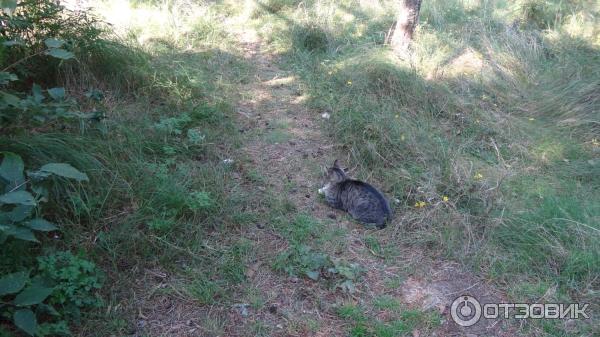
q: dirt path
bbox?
[133,30,512,337]
[227,32,512,337]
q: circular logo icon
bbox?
[451,295,482,327]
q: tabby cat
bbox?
[318,160,391,228]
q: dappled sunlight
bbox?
[264,75,297,86]
[96,0,238,50]
[561,12,600,43]
[533,142,566,165]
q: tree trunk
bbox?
[390,0,422,54]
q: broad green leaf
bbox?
[0,223,12,232]
[46,87,65,101]
[32,84,44,104]
[0,152,24,191]
[0,191,36,205]
[13,309,37,336]
[6,205,34,222]
[2,40,24,47]
[14,286,54,306]
[30,184,49,203]
[40,163,88,182]
[37,303,59,316]
[0,71,18,85]
[1,91,21,106]
[46,48,74,60]
[44,38,64,49]
[26,169,51,181]
[11,227,38,242]
[1,224,38,242]
[0,271,27,296]
[26,219,57,232]
[305,270,320,280]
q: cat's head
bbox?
[318,160,347,195]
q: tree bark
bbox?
[390,0,422,54]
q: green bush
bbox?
[1,0,149,94]
[0,0,103,86]
[0,152,102,336]
[37,252,104,317]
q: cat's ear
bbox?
[333,159,340,168]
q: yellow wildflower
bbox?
[347,80,352,85]
[474,172,483,180]
[414,201,427,208]
[328,71,333,75]
[442,196,449,202]
[528,117,535,121]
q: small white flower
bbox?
[321,112,330,119]
[223,158,234,165]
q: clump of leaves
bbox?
[154,113,192,135]
[186,191,214,213]
[1,38,103,133]
[186,128,205,146]
[0,152,101,336]
[0,0,105,84]
[37,251,104,318]
[273,244,363,293]
[0,152,88,243]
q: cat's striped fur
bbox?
[319,160,391,228]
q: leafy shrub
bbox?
[154,113,193,135]
[37,251,104,318]
[0,152,88,243]
[0,38,104,134]
[0,152,102,336]
[1,0,149,93]
[0,0,103,85]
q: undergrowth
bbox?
[1,0,250,335]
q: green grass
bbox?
[336,302,441,337]
[2,0,598,336]
[0,1,256,335]
[251,0,599,335]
